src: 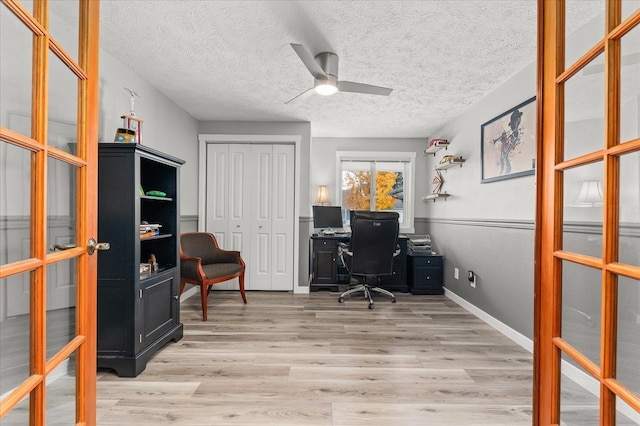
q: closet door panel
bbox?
[205,144,229,248]
[271,145,295,290]
[250,146,273,290]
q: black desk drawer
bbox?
[410,256,442,267]
[408,254,444,295]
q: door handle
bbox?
[50,243,76,251]
[87,238,110,255]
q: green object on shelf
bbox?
[146,190,166,197]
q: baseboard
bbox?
[444,288,533,352]
[444,288,640,423]
[180,286,198,302]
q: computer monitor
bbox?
[312,205,343,234]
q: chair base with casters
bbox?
[338,276,396,310]
[180,232,247,321]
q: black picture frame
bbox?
[481,96,536,183]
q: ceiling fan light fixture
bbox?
[314,80,338,96]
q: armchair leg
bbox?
[200,284,209,321]
[239,271,247,304]
[179,279,186,295]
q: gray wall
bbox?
[98,50,200,216]
[423,59,537,339]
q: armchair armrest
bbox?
[180,255,204,281]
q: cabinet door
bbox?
[142,271,177,345]
[312,240,337,284]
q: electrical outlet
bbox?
[454,268,459,280]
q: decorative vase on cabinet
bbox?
[97,143,184,377]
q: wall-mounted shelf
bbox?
[435,157,465,170]
[424,139,449,155]
[423,193,450,202]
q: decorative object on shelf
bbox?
[424,138,449,155]
[435,155,465,170]
[424,170,449,202]
[315,185,330,205]
[481,96,536,183]
[114,127,136,143]
[145,190,166,197]
[120,87,144,144]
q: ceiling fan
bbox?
[286,43,393,104]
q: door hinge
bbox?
[139,289,143,298]
[139,334,142,343]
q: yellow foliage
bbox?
[342,171,398,211]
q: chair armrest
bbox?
[214,248,244,265]
[180,255,204,281]
[337,242,352,257]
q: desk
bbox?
[309,234,408,293]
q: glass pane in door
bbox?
[49,1,79,62]
[565,0,604,67]
[619,152,640,267]
[46,351,77,424]
[560,357,599,425]
[622,1,640,23]
[620,24,640,143]
[564,53,605,161]
[0,273,31,395]
[617,276,640,396]
[563,162,604,257]
[0,143,32,264]
[561,261,602,365]
[47,157,77,253]
[0,3,33,133]
[48,50,78,153]
[46,258,77,358]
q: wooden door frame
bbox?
[535,1,640,424]
[0,0,99,423]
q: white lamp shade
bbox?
[316,185,330,204]
[576,180,603,206]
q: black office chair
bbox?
[337,211,400,309]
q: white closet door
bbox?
[270,144,295,290]
[205,144,230,247]
[250,145,273,290]
[204,143,295,291]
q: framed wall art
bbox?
[481,96,536,183]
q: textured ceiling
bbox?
[92,0,605,138]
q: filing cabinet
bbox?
[407,254,444,295]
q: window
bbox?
[336,151,415,233]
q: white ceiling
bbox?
[93,0,605,138]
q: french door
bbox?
[0,0,99,424]
[535,1,640,424]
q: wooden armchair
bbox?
[179,232,247,321]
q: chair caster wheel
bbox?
[338,297,344,303]
[391,298,396,303]
[368,303,374,309]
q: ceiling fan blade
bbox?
[290,43,327,80]
[284,87,314,104]
[337,81,393,96]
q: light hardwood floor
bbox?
[96,290,534,425]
